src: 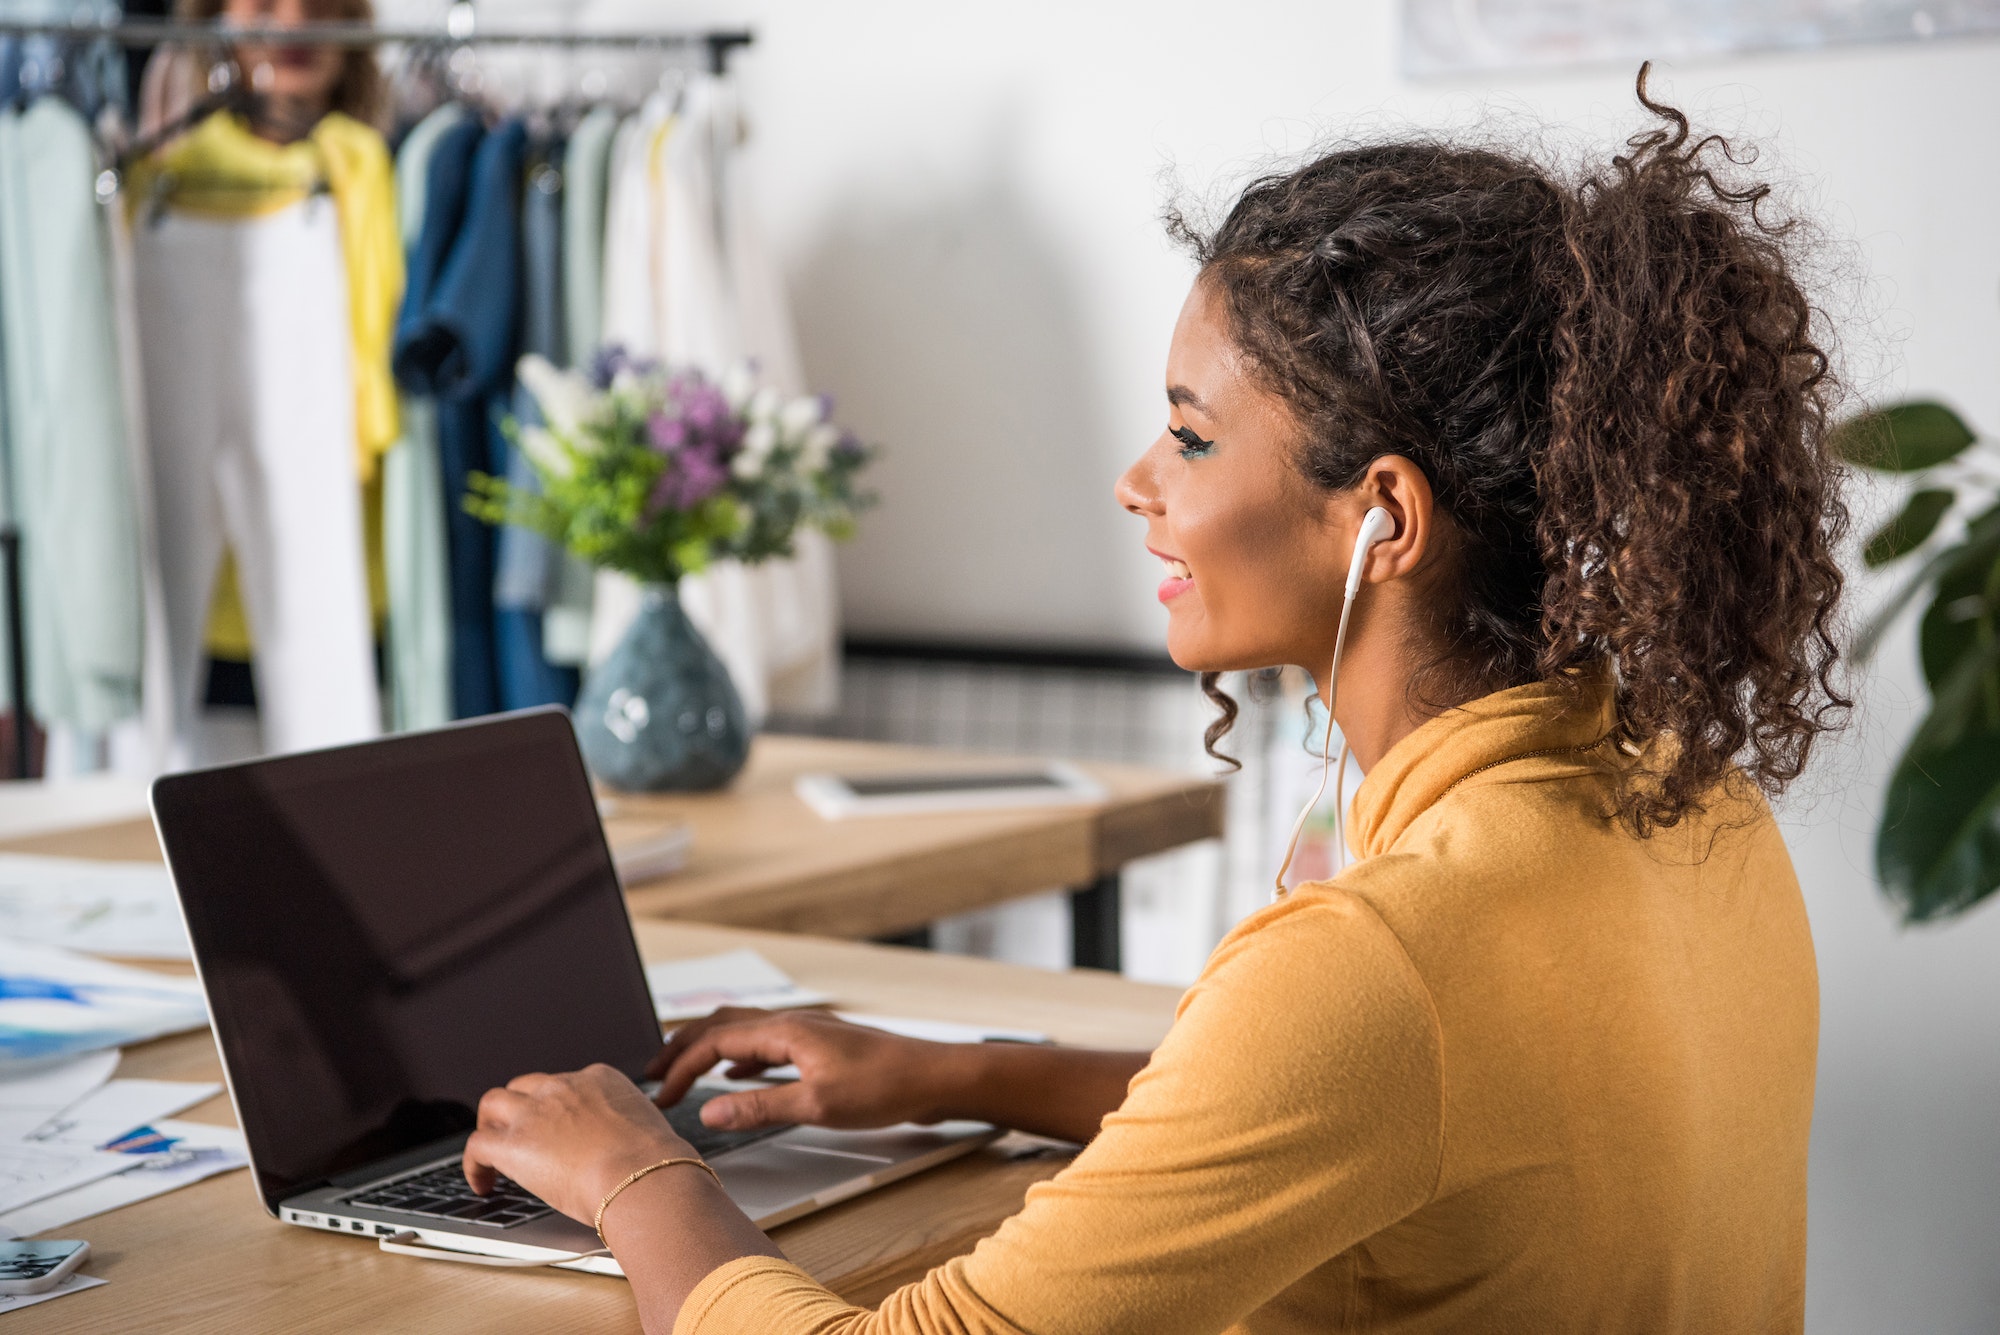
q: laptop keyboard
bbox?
[341,1089,788,1228]
[344,1164,551,1228]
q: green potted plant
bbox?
[1832,402,2000,921]
[471,347,874,792]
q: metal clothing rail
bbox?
[0,18,755,73]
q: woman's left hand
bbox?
[461,1064,693,1224]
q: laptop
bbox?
[150,707,998,1273]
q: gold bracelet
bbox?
[593,1156,724,1246]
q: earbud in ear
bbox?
[1345,507,1394,597]
[1275,504,1400,899]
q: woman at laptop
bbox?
[463,72,1841,1334]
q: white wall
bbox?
[428,2,2000,1326]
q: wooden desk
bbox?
[17,919,1183,1333]
[5,735,1224,972]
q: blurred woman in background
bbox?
[129,0,396,763]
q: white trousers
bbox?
[133,197,380,763]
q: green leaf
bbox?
[1830,401,1977,472]
[1904,628,2000,756]
[1917,538,2000,694]
[1854,500,2000,665]
[1862,489,1954,567]
[1877,720,2000,923]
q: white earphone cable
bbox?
[1273,583,1358,900]
[1272,506,1390,901]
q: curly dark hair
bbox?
[1179,66,1849,835]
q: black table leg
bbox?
[1069,873,1122,973]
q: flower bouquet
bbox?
[470,347,874,791]
[473,346,873,584]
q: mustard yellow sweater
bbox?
[677,677,1817,1334]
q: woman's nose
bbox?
[1115,448,1162,517]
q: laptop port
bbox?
[375,1225,393,1236]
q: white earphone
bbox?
[1273,506,1393,899]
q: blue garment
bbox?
[392,115,494,398]
[392,116,528,719]
[491,135,577,711]
[0,0,125,119]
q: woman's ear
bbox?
[1347,455,1435,586]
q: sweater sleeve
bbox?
[674,887,1445,1335]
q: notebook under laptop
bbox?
[150,708,997,1273]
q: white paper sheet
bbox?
[0,1121,247,1236]
[647,949,831,1022]
[28,1080,221,1150]
[0,941,206,1067]
[0,1272,105,1315]
[0,1142,132,1216]
[0,854,189,960]
[0,1052,119,1141]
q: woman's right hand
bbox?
[645,1008,959,1133]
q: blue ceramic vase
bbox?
[572,585,750,791]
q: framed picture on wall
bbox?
[1401,0,2000,76]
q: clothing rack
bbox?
[0,19,755,76]
[0,15,753,776]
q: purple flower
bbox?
[648,446,731,512]
[588,344,662,389]
[587,344,629,390]
[646,412,689,453]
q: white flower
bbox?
[747,386,782,427]
[730,448,765,481]
[517,424,573,479]
[515,354,596,436]
[801,422,840,472]
[720,362,757,414]
[741,420,778,462]
[778,394,825,441]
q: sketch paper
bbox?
[0,854,190,960]
[0,942,206,1067]
[0,1121,247,1236]
[0,1272,106,1314]
[0,1051,119,1141]
[29,1079,221,1150]
[0,1141,132,1216]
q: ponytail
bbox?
[1536,68,1848,831]
[1172,66,1849,832]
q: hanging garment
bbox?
[491,132,578,712]
[561,104,619,367]
[132,194,380,760]
[539,108,620,669]
[128,111,402,664]
[103,153,177,778]
[0,99,145,733]
[393,117,526,720]
[598,98,667,360]
[710,77,840,716]
[591,77,840,723]
[381,100,466,732]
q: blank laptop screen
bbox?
[152,709,660,1213]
